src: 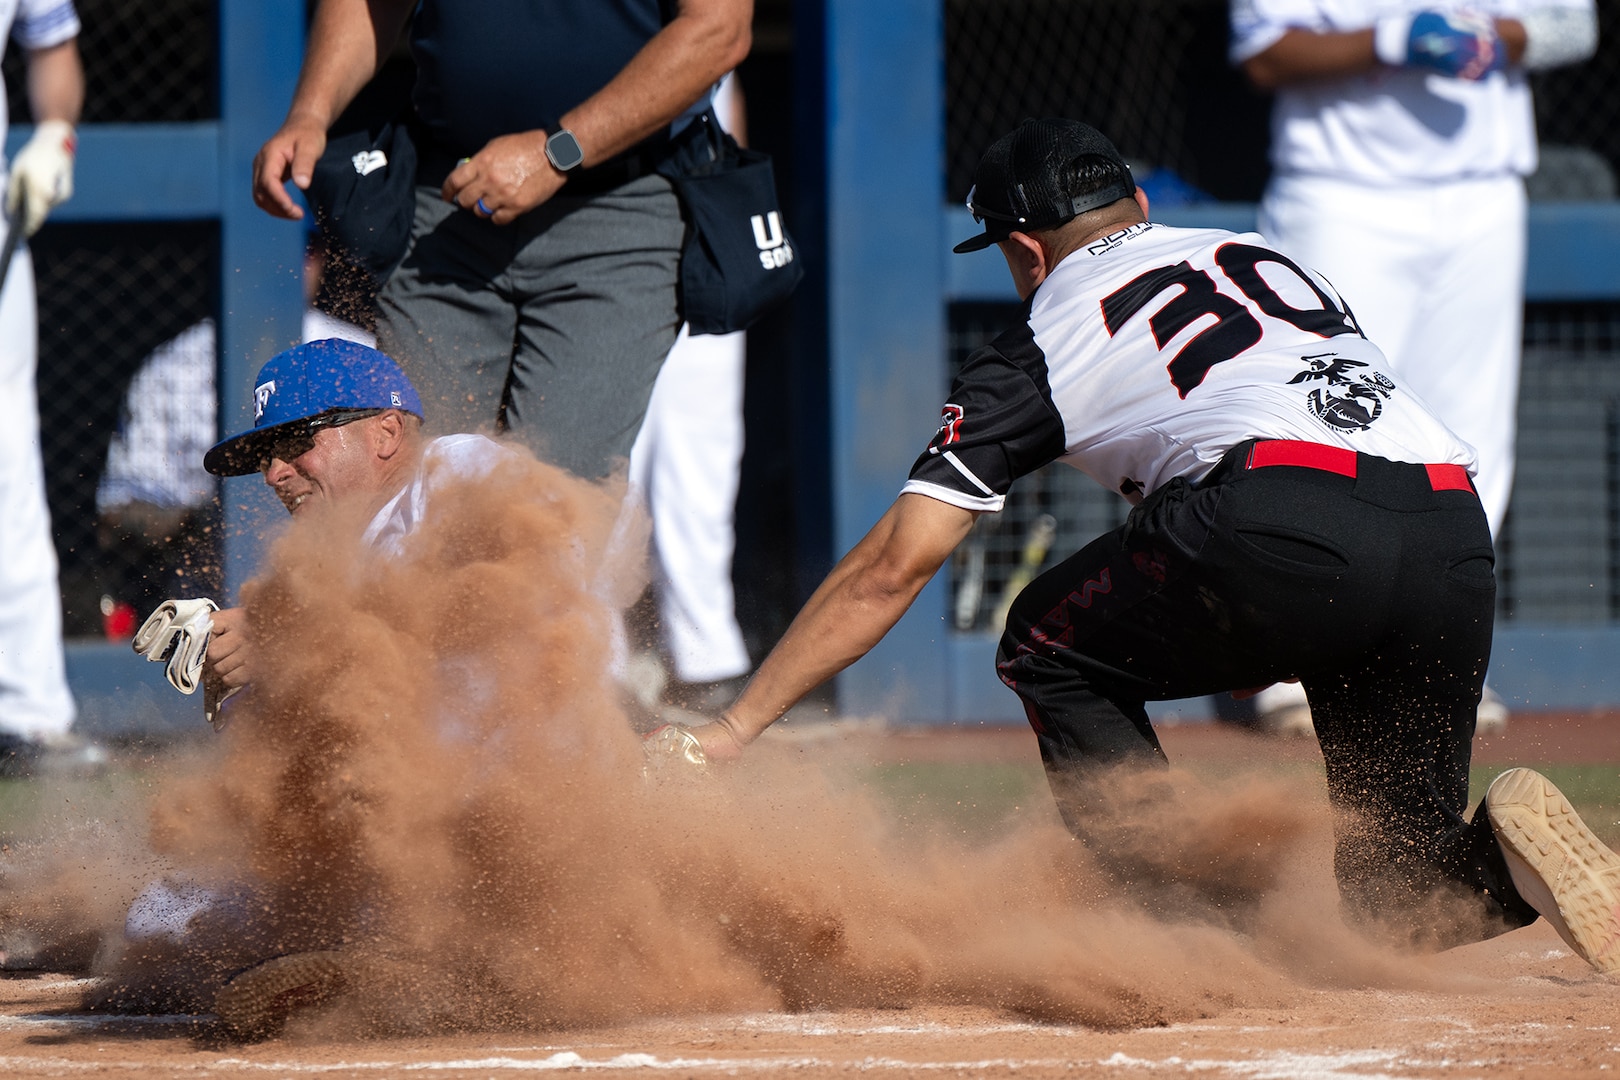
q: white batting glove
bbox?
[133,597,219,696]
[6,119,76,237]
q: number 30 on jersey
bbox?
[1101,243,1365,398]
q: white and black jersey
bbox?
[904,222,1474,511]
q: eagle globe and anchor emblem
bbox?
[1289,353,1394,431]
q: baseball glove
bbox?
[642,723,708,779]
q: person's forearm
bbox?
[722,539,925,743]
[715,495,975,750]
[284,0,414,132]
[1243,28,1379,89]
[557,0,751,167]
[26,41,82,125]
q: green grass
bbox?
[0,768,154,843]
[858,759,1620,847]
[861,761,1049,839]
[1471,763,1620,845]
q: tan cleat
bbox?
[214,950,348,1039]
[1486,768,1620,974]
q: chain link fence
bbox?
[5,0,221,639]
[945,0,1620,203]
[944,0,1620,633]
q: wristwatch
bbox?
[545,128,585,173]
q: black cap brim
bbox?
[952,229,1002,254]
[203,420,304,478]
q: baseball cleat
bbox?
[1485,768,1620,974]
[214,950,348,1039]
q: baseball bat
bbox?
[991,513,1058,629]
[953,513,1000,630]
[0,201,24,297]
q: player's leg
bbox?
[1302,473,1534,945]
[997,452,1382,825]
[1398,176,1525,538]
[0,248,76,746]
[504,175,685,480]
[634,326,752,688]
[375,186,521,441]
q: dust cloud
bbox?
[2,445,1500,1035]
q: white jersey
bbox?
[0,0,79,162]
[362,433,516,557]
[1229,0,1589,183]
[903,222,1472,512]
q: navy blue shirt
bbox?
[410,0,669,159]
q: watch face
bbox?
[547,130,584,172]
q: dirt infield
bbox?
[0,713,1616,1078]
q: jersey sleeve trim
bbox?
[899,479,1004,514]
[13,2,80,49]
[940,449,997,496]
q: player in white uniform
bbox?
[663,120,1620,972]
[625,69,752,710]
[1230,0,1599,733]
[0,0,94,774]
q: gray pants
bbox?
[376,176,685,479]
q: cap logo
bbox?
[253,380,277,421]
[390,390,402,407]
[352,149,387,176]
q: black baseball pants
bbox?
[996,439,1537,938]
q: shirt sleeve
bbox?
[900,344,1067,513]
[1229,0,1331,65]
[12,0,79,49]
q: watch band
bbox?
[545,129,585,173]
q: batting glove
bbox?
[133,597,218,695]
[6,119,76,237]
[1375,9,1505,80]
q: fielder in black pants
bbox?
[997,440,1534,935]
[683,119,1620,973]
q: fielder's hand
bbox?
[6,120,75,237]
[1376,10,1505,80]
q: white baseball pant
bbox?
[627,324,751,684]
[0,241,75,739]
[1259,172,1526,538]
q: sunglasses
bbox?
[964,184,1029,227]
[257,408,383,469]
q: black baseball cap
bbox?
[953,118,1137,254]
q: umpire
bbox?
[680,118,1620,971]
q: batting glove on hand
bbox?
[133,597,218,694]
[1376,10,1505,80]
[6,119,75,237]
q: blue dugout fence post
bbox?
[217,0,307,602]
[53,2,305,718]
[815,0,954,723]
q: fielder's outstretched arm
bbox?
[690,493,977,760]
